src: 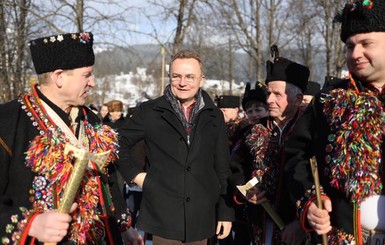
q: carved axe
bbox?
[45,143,111,245]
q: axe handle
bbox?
[58,158,89,213]
[310,157,328,245]
[261,201,285,231]
[44,158,89,245]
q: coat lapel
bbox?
[154,98,187,140]
[189,92,217,144]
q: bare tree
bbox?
[0,0,31,103]
[286,0,320,80]
[203,0,303,83]
[206,0,264,82]
[0,0,350,104]
[146,0,200,54]
[313,0,346,77]
[0,0,148,102]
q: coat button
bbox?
[179,137,184,141]
[186,166,191,171]
[186,197,191,202]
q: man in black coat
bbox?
[229,55,309,245]
[0,32,142,245]
[285,0,385,244]
[116,50,234,245]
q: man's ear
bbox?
[52,69,64,88]
[199,75,206,88]
[295,93,304,106]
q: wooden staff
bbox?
[310,156,328,245]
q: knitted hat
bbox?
[241,82,268,111]
[265,57,309,93]
[335,0,385,42]
[216,95,240,108]
[304,81,321,96]
[29,32,95,74]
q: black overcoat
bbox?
[116,90,234,242]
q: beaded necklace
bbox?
[245,122,281,199]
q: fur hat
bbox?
[29,32,95,74]
[335,0,385,42]
[304,81,321,96]
[241,82,268,111]
[108,100,124,112]
[323,76,345,89]
[265,57,309,93]
[216,95,240,108]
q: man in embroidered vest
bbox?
[115,50,234,245]
[284,0,385,244]
[0,32,143,244]
[228,52,310,245]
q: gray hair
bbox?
[286,83,303,99]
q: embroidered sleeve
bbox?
[1,207,40,245]
[233,190,246,205]
[297,185,329,232]
[117,208,132,232]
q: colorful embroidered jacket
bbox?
[285,76,385,244]
[0,85,131,245]
[228,112,301,245]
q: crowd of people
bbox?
[1,0,385,244]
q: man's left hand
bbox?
[216,221,232,239]
[121,227,144,245]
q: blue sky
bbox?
[28,0,176,47]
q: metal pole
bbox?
[161,46,165,95]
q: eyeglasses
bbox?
[170,74,204,83]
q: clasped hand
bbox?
[245,186,267,205]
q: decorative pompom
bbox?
[362,0,373,10]
[321,76,385,204]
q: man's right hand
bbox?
[29,203,77,242]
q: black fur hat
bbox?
[304,81,321,96]
[265,57,309,93]
[216,95,240,108]
[241,81,268,111]
[29,32,95,74]
[335,0,385,43]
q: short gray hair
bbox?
[286,83,303,99]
